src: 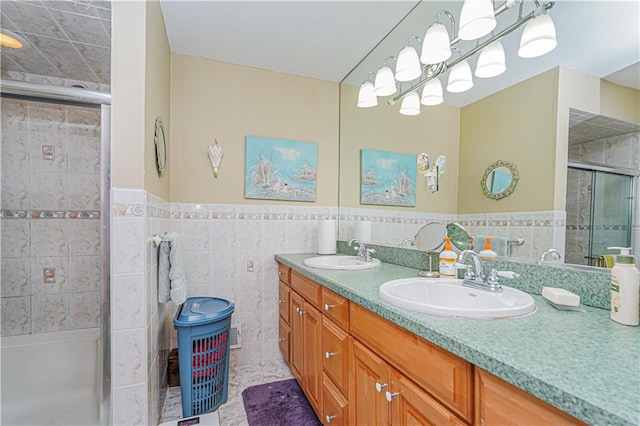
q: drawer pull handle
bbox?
[385,391,399,402]
[278,271,284,275]
[278,338,286,342]
[295,307,300,313]
[298,309,305,316]
[279,300,285,305]
[326,415,337,423]
[324,303,335,311]
[325,351,337,359]
[375,382,387,392]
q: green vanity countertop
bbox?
[275,253,640,426]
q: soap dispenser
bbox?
[479,237,497,260]
[439,237,457,277]
[609,246,639,326]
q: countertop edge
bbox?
[274,254,636,426]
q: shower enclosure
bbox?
[565,163,636,266]
[0,80,111,425]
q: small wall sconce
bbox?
[418,153,446,193]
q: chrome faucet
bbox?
[398,238,415,248]
[459,250,502,292]
[539,248,562,264]
[349,239,375,262]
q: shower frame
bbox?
[567,160,638,266]
[0,78,112,426]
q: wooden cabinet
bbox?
[350,303,473,422]
[350,340,392,426]
[322,373,349,426]
[278,266,292,365]
[474,368,586,426]
[322,319,350,396]
[278,317,290,365]
[289,291,304,383]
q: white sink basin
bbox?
[379,278,536,319]
[303,255,381,270]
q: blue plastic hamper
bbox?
[173,297,235,418]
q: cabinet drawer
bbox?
[322,319,350,396]
[323,372,349,426]
[279,281,290,323]
[350,303,473,422]
[321,287,349,331]
[279,317,290,365]
[278,263,291,285]
[291,271,321,308]
[475,368,586,425]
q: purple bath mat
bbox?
[242,379,321,426]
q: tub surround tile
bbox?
[68,219,101,256]
[30,219,69,257]
[113,383,147,426]
[68,255,101,292]
[30,256,68,295]
[67,135,100,174]
[1,258,31,297]
[0,296,31,336]
[276,253,637,426]
[68,173,100,210]
[114,329,146,387]
[31,293,68,333]
[68,291,100,328]
[2,219,30,258]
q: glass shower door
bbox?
[590,171,633,265]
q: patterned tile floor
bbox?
[161,358,293,425]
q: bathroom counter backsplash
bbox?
[275,252,639,426]
[336,240,611,309]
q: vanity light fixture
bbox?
[356,0,557,115]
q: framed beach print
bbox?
[244,135,318,202]
[360,149,417,207]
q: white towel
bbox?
[474,235,510,257]
[158,232,187,305]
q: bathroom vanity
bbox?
[275,254,639,426]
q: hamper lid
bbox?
[174,297,235,326]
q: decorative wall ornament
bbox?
[360,149,416,207]
[154,117,166,177]
[208,139,223,178]
[244,135,318,202]
[418,153,446,193]
[481,160,519,200]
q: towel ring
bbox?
[151,233,168,248]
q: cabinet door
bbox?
[350,340,390,426]
[290,291,304,383]
[302,301,322,417]
[279,281,290,323]
[278,316,290,365]
[389,369,467,426]
[323,372,349,426]
[475,368,586,425]
[322,318,350,396]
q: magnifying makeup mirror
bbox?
[414,222,447,278]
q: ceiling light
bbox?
[421,78,444,106]
[357,80,378,108]
[0,29,28,49]
[518,13,557,58]
[374,65,397,97]
[475,40,506,78]
[458,0,497,40]
[421,22,452,65]
[399,91,420,116]
[447,60,473,93]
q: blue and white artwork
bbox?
[245,136,318,201]
[360,149,416,207]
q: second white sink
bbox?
[303,255,381,270]
[379,277,536,319]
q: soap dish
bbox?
[544,299,587,313]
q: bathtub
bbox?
[1,328,101,426]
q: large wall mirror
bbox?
[337,0,639,270]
